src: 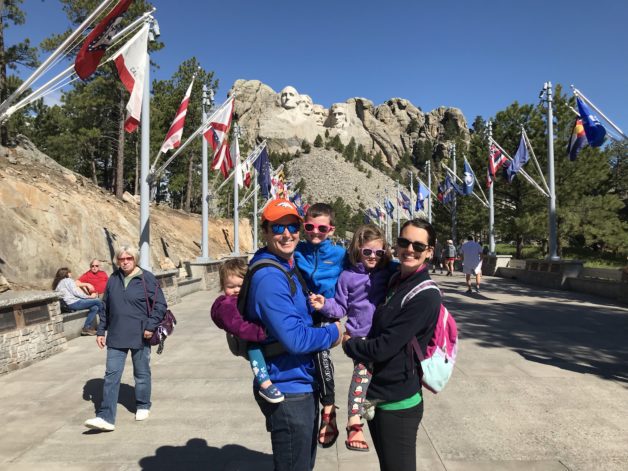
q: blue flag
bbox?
[253,147,271,198]
[505,134,529,183]
[416,182,430,211]
[400,191,411,211]
[385,199,394,217]
[441,175,455,204]
[462,160,475,195]
[576,97,606,147]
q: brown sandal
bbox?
[318,406,339,448]
[345,423,369,452]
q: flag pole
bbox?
[451,143,457,245]
[488,121,495,255]
[572,86,628,141]
[253,182,259,251]
[0,0,116,120]
[408,171,414,219]
[139,35,152,270]
[232,124,241,255]
[215,140,266,193]
[396,180,401,236]
[427,160,432,223]
[543,82,559,260]
[521,127,551,195]
[198,84,212,262]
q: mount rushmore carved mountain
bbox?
[229,79,470,166]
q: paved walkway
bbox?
[1,274,628,471]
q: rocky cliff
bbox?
[230,79,470,166]
[0,138,252,291]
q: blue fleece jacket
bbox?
[244,248,340,393]
[294,239,346,298]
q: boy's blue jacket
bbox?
[244,248,339,394]
[294,239,346,298]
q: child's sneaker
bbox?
[258,384,285,403]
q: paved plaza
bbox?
[1,273,627,470]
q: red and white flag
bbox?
[74,0,133,80]
[486,143,507,188]
[215,140,233,178]
[112,24,149,133]
[160,76,195,153]
[204,97,235,171]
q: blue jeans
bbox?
[98,345,151,424]
[67,298,103,329]
[255,389,318,471]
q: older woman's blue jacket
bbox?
[98,269,167,349]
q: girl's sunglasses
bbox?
[304,223,334,234]
[270,223,301,235]
[397,237,430,253]
[361,248,385,258]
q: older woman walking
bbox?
[84,245,167,432]
[342,218,441,471]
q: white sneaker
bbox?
[135,409,150,421]
[84,417,115,431]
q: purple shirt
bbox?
[319,263,395,337]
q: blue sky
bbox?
[7,0,628,132]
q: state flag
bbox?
[567,118,587,161]
[576,97,606,148]
[160,76,194,154]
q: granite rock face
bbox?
[230,79,469,166]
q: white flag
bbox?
[112,24,149,133]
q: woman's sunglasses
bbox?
[304,223,334,234]
[397,237,430,253]
[361,248,385,258]
[270,223,301,235]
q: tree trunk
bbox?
[90,147,98,185]
[115,90,125,199]
[184,153,194,212]
[0,8,9,147]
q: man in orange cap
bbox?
[243,198,342,471]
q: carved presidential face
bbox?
[298,95,313,115]
[280,86,299,109]
[330,103,348,129]
[312,105,327,125]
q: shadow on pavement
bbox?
[438,276,628,384]
[138,439,272,471]
[82,378,137,414]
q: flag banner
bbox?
[416,182,430,210]
[160,77,195,154]
[242,159,252,188]
[400,191,412,212]
[215,140,232,178]
[576,97,606,147]
[462,160,475,195]
[385,199,394,217]
[112,24,149,133]
[375,207,383,221]
[441,176,455,204]
[505,133,530,182]
[567,118,587,161]
[290,193,305,216]
[253,147,271,198]
[75,0,133,80]
[270,170,287,200]
[487,143,507,187]
[207,98,235,171]
[232,139,244,188]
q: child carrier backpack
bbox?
[404,279,458,393]
[226,259,309,359]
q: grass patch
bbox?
[495,243,626,268]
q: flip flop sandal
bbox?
[318,406,339,448]
[345,423,370,452]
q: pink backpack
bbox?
[404,280,458,393]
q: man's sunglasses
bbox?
[361,248,385,258]
[304,223,334,234]
[270,223,301,235]
[397,237,430,253]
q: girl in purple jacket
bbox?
[310,224,396,452]
[211,258,284,404]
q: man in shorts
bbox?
[460,235,483,293]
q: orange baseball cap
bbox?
[262,199,303,223]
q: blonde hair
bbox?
[347,224,392,268]
[219,258,248,291]
[114,245,139,266]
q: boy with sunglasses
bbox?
[294,203,347,448]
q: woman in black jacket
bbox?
[84,245,167,432]
[343,219,441,471]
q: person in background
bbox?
[343,218,440,471]
[432,238,443,274]
[52,267,103,336]
[78,259,109,298]
[84,245,166,432]
[294,202,346,449]
[444,239,456,276]
[461,235,484,293]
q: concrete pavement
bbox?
[1,273,627,470]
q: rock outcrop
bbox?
[0,139,252,290]
[230,79,470,166]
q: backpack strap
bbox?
[401,279,441,308]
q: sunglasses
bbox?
[397,237,430,253]
[117,256,134,262]
[90,265,100,268]
[270,223,301,235]
[361,248,385,258]
[304,223,334,234]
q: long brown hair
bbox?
[52,267,71,290]
[347,224,392,268]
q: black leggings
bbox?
[367,401,424,471]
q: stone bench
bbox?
[61,308,93,340]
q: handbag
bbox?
[141,276,177,354]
